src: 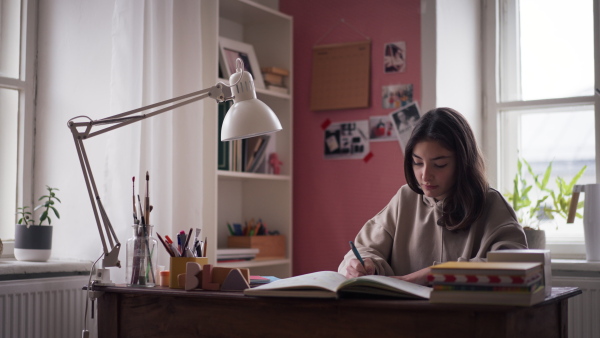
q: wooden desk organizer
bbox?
[227,235,285,259]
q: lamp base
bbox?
[93,268,115,286]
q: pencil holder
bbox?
[126,224,158,287]
[169,257,209,289]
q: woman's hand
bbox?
[343,258,376,278]
[391,267,431,285]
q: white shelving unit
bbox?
[202,0,293,278]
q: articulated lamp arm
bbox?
[67,83,232,277]
[66,58,281,284]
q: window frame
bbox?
[483,0,599,258]
[0,0,37,241]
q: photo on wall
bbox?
[382,83,413,109]
[384,41,406,73]
[369,116,395,142]
[390,102,421,153]
[324,120,370,160]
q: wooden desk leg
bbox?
[97,292,119,338]
[560,299,569,338]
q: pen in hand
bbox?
[349,241,365,268]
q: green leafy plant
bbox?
[504,158,586,230]
[16,186,61,227]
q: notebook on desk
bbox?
[244,271,432,299]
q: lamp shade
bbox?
[221,70,282,141]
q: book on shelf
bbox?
[243,270,432,299]
[261,66,290,77]
[263,72,285,87]
[217,248,260,262]
[245,135,271,173]
[217,101,233,170]
[428,261,546,306]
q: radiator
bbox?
[0,276,97,338]
[553,276,600,338]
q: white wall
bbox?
[35,0,117,269]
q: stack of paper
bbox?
[428,261,545,306]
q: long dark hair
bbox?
[404,107,488,231]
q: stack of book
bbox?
[428,261,546,306]
[261,66,289,94]
[217,248,260,262]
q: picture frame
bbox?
[219,36,265,89]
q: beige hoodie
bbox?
[338,185,527,276]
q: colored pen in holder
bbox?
[126,223,158,287]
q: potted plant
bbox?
[14,186,61,262]
[504,158,586,249]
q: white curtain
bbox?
[105,0,205,283]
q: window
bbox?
[0,0,36,240]
[484,0,597,251]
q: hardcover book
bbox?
[429,261,543,276]
[243,271,432,299]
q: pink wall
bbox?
[280,0,422,275]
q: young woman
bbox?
[338,107,527,285]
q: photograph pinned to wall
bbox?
[324,120,370,160]
[390,102,421,153]
[384,41,406,73]
[382,83,413,109]
[369,116,395,142]
[219,36,265,89]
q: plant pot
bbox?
[14,224,53,262]
[524,228,546,249]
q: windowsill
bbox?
[0,257,92,281]
[551,259,600,278]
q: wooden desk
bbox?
[95,285,580,338]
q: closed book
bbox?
[217,101,232,170]
[486,249,552,297]
[429,285,545,306]
[263,72,284,86]
[429,261,543,277]
[248,135,270,173]
[244,271,432,299]
[244,136,265,171]
[432,278,543,293]
[427,271,543,286]
[261,66,290,76]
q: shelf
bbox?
[214,0,293,278]
[218,170,290,181]
[217,258,290,269]
[218,78,291,99]
[219,0,291,25]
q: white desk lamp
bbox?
[67,58,282,285]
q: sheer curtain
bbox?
[105,0,205,282]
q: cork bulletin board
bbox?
[310,40,371,111]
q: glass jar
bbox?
[126,224,158,287]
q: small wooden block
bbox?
[221,269,250,291]
[185,262,202,291]
[178,273,186,289]
[212,267,251,284]
[201,264,220,291]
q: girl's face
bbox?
[412,140,456,201]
